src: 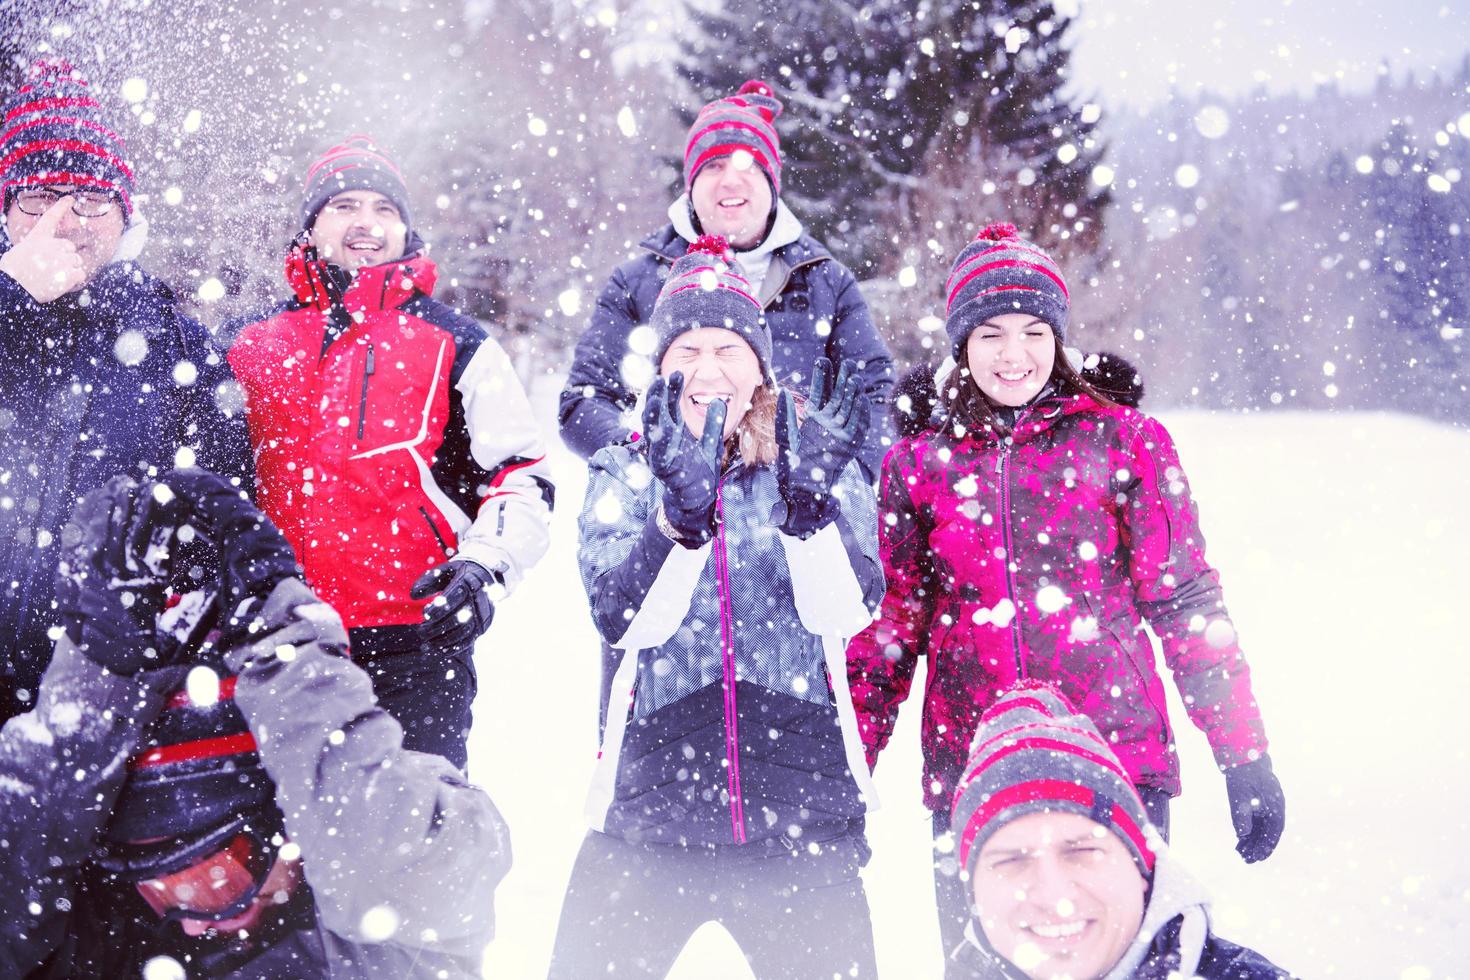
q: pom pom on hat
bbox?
[974,221,1020,242]
[689,233,733,258]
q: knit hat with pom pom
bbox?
[944,222,1070,356]
[684,79,784,194]
[652,234,771,379]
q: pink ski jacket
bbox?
[847,391,1268,812]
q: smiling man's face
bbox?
[689,151,773,250]
[309,189,407,271]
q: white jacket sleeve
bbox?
[451,337,554,594]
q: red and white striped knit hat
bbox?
[684,79,784,194]
[944,222,1071,357]
[950,682,1156,879]
[0,60,135,216]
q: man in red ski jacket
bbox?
[227,136,554,769]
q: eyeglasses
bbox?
[12,186,119,218]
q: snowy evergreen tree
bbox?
[676,0,1107,326]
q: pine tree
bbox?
[677,0,1107,364]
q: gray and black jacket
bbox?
[0,580,510,979]
[578,442,884,860]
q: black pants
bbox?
[350,629,477,771]
[548,830,879,979]
[930,787,1171,963]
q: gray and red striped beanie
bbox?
[107,671,274,845]
[300,134,411,233]
[951,683,1156,880]
[944,222,1070,357]
[0,60,135,216]
[652,234,771,378]
[684,79,783,194]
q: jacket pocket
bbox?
[355,342,375,439]
[1080,590,1172,744]
[417,505,453,558]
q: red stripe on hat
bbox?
[1111,801,1156,871]
[946,259,1069,312]
[974,734,1136,786]
[665,280,762,309]
[965,718,1112,766]
[0,138,134,180]
[130,732,259,770]
[685,116,781,169]
[4,96,102,126]
[957,778,1093,866]
[0,115,123,149]
[947,283,1051,317]
[164,676,239,711]
[946,242,1068,296]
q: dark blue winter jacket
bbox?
[0,259,251,717]
[558,223,895,480]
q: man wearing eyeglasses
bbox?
[0,61,251,726]
[0,470,509,978]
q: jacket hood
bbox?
[667,194,803,260]
[1103,848,1213,979]
[638,215,832,268]
[287,250,439,314]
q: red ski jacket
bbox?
[227,253,553,629]
[847,391,1268,811]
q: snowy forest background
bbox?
[3,2,1469,978]
[2,0,1466,419]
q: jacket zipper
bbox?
[356,342,375,439]
[996,437,1025,681]
[418,505,452,557]
[712,482,746,844]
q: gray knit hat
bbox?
[950,683,1156,880]
[300,134,411,234]
[944,222,1071,357]
[652,234,772,378]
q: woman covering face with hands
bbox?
[549,236,885,980]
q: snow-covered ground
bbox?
[470,391,1470,979]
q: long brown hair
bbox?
[940,334,1115,437]
[730,384,779,467]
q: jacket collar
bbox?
[639,214,831,269]
[296,252,439,314]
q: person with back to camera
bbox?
[847,222,1286,957]
[548,235,885,978]
[949,683,1293,978]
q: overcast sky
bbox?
[1065,0,1469,107]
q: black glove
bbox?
[1225,755,1285,863]
[409,559,501,651]
[776,357,869,538]
[55,476,174,675]
[642,370,726,546]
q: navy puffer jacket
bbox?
[0,260,250,716]
[558,223,895,480]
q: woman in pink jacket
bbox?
[846,223,1285,958]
